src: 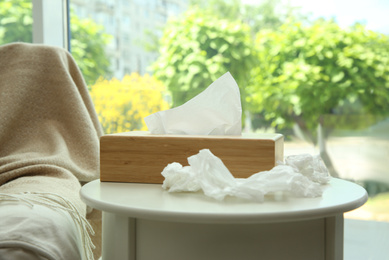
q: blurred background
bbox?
[1,1,388,258]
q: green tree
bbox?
[151,7,257,110]
[0,0,32,43]
[248,19,389,175]
[0,0,112,86]
[70,16,112,86]
[187,0,309,130]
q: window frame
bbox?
[32,0,69,50]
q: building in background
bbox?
[71,0,188,79]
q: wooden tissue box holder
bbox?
[100,131,284,184]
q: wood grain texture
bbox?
[100,131,284,183]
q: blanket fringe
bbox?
[0,192,95,260]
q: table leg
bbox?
[325,214,344,260]
[102,212,136,260]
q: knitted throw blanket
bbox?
[0,42,103,216]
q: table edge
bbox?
[80,178,368,224]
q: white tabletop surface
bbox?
[80,178,367,224]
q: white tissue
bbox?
[144,72,242,135]
[162,149,330,202]
[283,154,331,184]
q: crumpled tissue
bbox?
[162,149,330,202]
[144,71,241,135]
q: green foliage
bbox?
[151,7,257,108]
[0,0,32,43]
[249,19,389,140]
[70,15,112,86]
[0,0,112,86]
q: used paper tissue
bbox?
[162,149,330,202]
[99,72,283,183]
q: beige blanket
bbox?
[0,42,103,216]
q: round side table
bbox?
[81,178,367,260]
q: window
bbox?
[66,0,389,203]
[0,0,68,47]
[69,3,389,259]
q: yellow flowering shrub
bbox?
[90,73,170,134]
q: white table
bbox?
[80,178,367,260]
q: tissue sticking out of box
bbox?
[144,72,242,135]
[162,150,330,202]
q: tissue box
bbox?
[100,131,284,183]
